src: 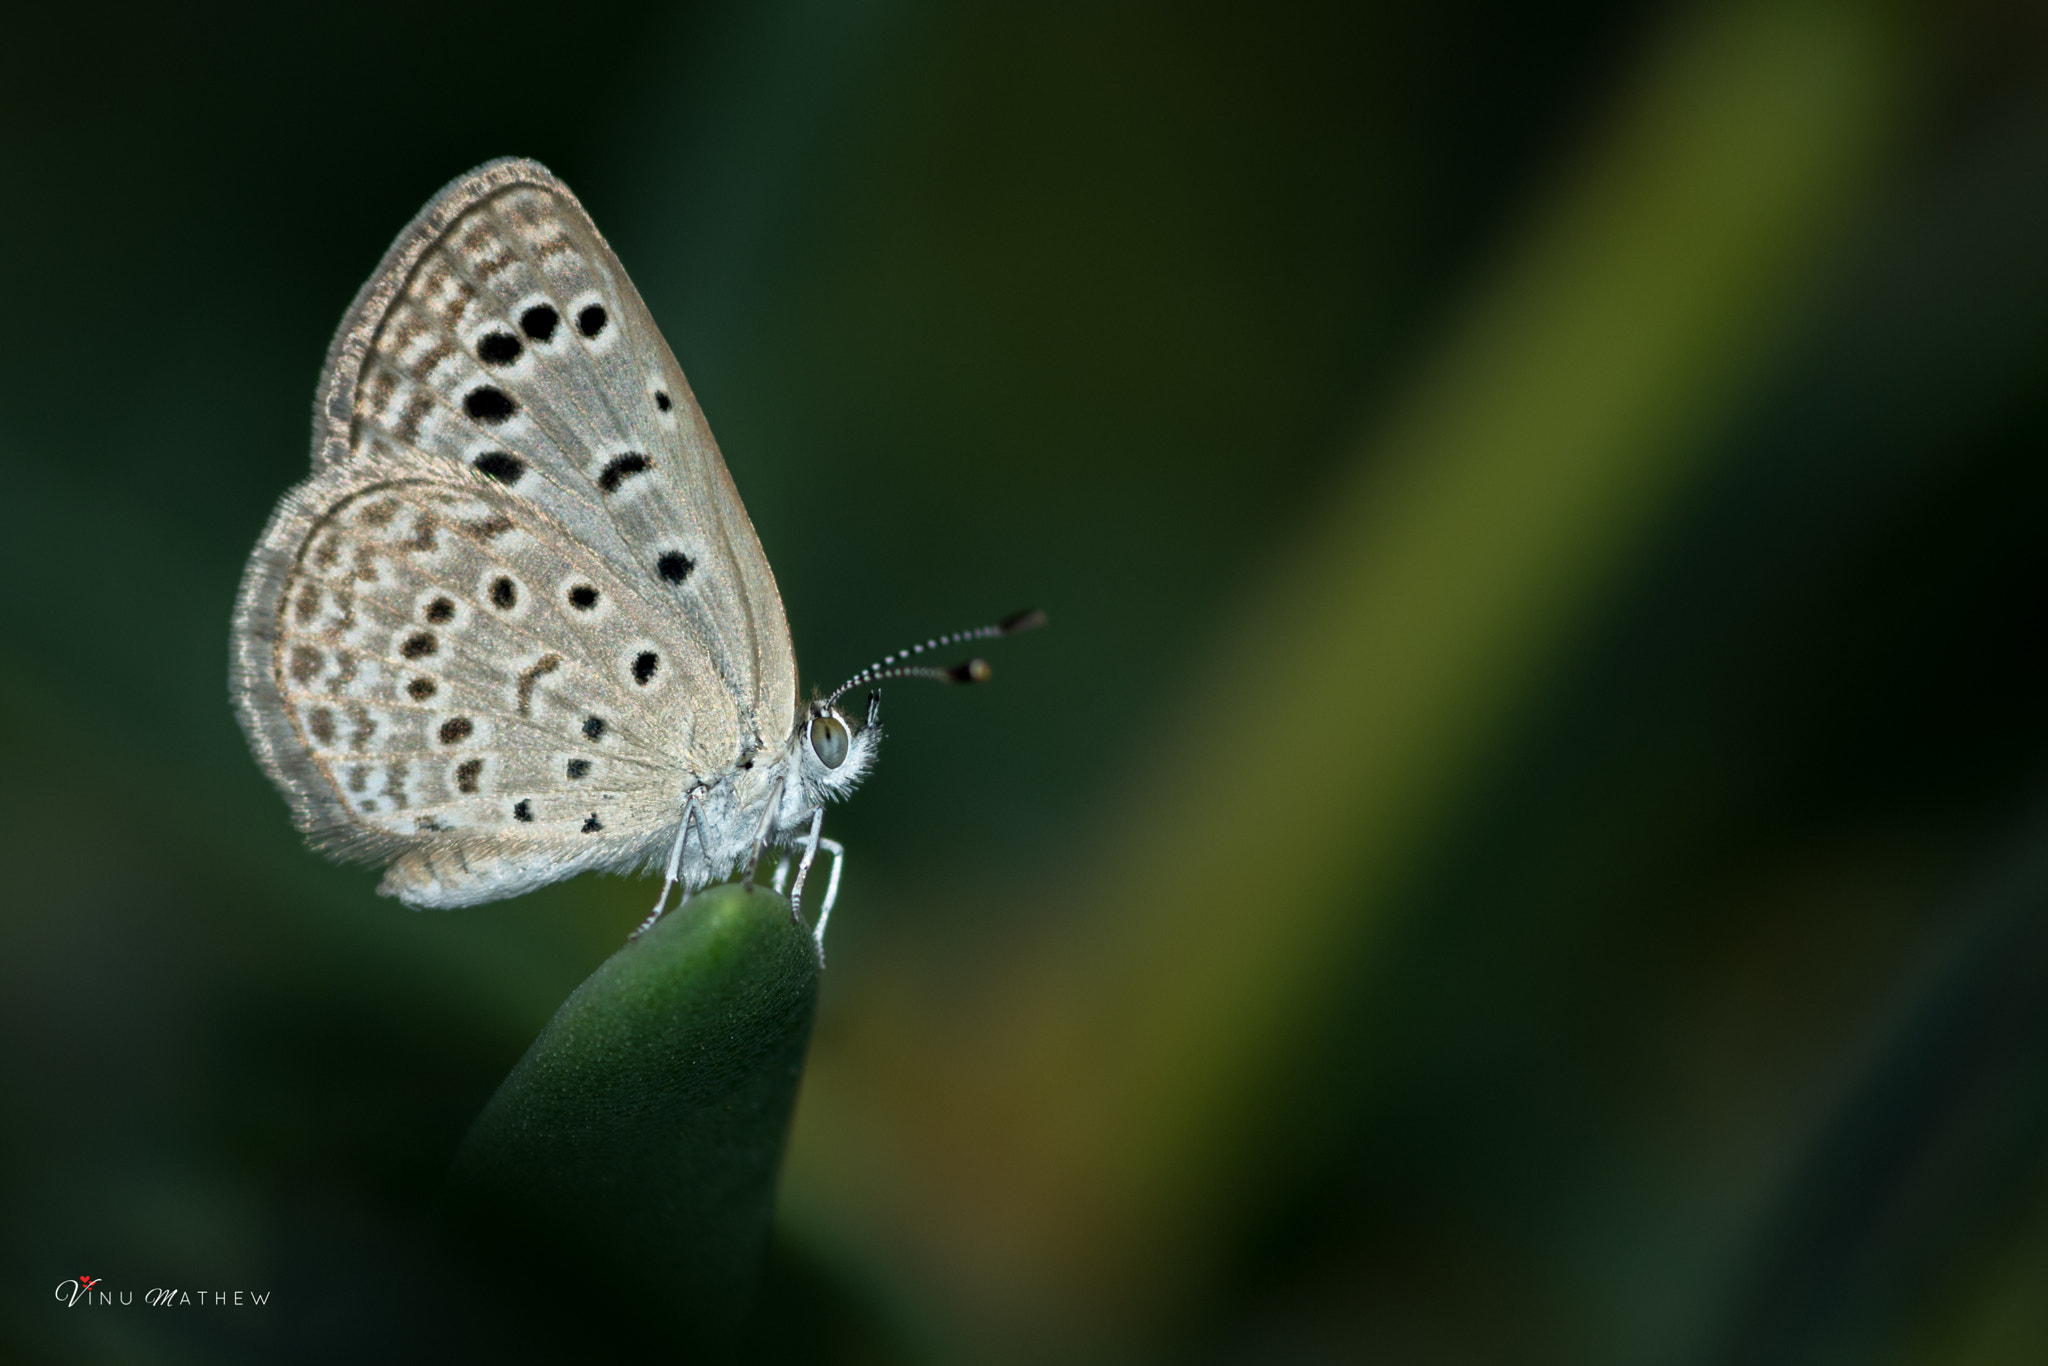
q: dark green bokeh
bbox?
[6,1,2048,1363]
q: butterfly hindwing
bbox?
[233,444,753,904]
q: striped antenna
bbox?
[826,609,1046,705]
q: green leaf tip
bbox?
[440,884,819,1354]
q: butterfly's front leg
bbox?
[787,808,824,932]
[788,816,847,964]
[811,837,845,958]
[786,810,819,929]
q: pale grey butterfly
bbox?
[230,158,1040,954]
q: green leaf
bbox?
[440,885,819,1356]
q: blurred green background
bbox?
[8,0,2048,1360]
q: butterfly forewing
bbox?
[321,158,795,755]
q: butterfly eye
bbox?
[809,714,850,769]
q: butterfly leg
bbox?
[789,808,824,934]
[771,856,792,894]
[634,785,707,939]
[810,838,846,958]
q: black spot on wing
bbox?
[490,577,517,610]
[455,758,483,794]
[520,304,559,341]
[439,717,474,745]
[473,452,526,485]
[464,386,516,424]
[424,597,455,624]
[513,798,534,822]
[632,651,658,685]
[582,813,604,833]
[568,584,599,611]
[654,390,671,412]
[582,715,606,741]
[597,453,651,493]
[656,551,693,584]
[566,759,590,779]
[401,632,437,659]
[477,332,522,366]
[577,304,608,337]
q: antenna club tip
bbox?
[948,658,994,684]
[999,608,1047,635]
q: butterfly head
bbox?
[798,693,881,801]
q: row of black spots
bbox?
[423,595,456,624]
[439,716,474,745]
[657,551,693,584]
[598,453,651,493]
[474,451,526,486]
[465,385,517,425]
[569,583,599,611]
[482,296,612,369]
[505,300,603,343]
[632,651,659,685]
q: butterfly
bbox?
[229,158,1038,951]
